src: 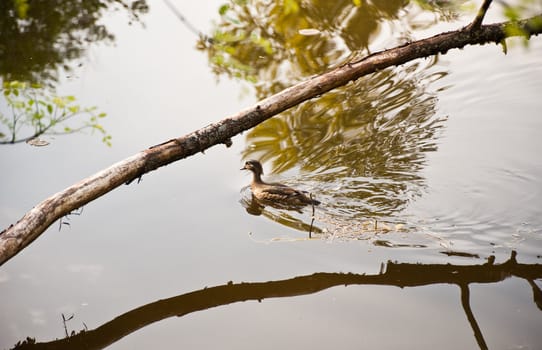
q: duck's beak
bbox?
[240,164,247,171]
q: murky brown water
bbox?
[1,1,541,349]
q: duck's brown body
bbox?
[241,160,320,206]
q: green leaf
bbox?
[52,96,66,108]
[212,54,225,65]
[33,111,43,120]
[47,104,53,114]
[219,4,229,15]
[13,101,25,109]
[103,135,112,147]
[98,112,107,118]
[9,81,23,88]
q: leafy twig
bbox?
[0,81,110,146]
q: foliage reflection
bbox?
[0,1,148,144]
[245,62,447,219]
[201,1,457,230]
[199,0,462,92]
[0,0,148,84]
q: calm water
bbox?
[1,1,541,349]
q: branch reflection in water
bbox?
[11,251,542,350]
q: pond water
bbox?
[1,1,541,349]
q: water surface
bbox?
[1,1,541,349]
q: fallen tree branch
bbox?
[1,15,541,266]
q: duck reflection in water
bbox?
[240,160,320,208]
[240,160,322,233]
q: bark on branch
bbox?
[1,15,541,266]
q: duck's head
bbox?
[241,160,264,175]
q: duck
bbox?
[241,160,320,206]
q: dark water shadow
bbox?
[11,251,542,350]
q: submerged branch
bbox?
[1,15,542,265]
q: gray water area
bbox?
[1,1,541,349]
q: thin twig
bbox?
[467,0,494,31]
[308,193,315,238]
[10,105,17,143]
[163,0,210,42]
[61,313,74,338]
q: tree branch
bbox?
[1,15,542,266]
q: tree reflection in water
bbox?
[198,1,457,234]
[0,0,149,84]
[10,251,541,350]
[242,63,448,221]
[0,1,149,144]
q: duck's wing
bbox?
[266,181,289,188]
[260,184,309,199]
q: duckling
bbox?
[241,160,320,206]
